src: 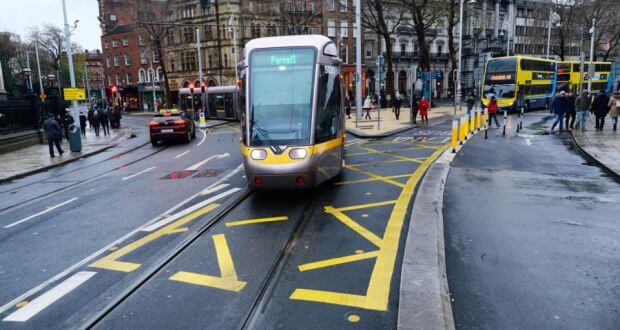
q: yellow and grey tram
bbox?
[241,35,345,189]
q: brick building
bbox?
[98,0,166,110]
[83,50,105,99]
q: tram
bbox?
[240,35,345,189]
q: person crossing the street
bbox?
[565,90,576,130]
[487,96,501,128]
[575,89,591,131]
[551,90,569,133]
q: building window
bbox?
[340,0,347,12]
[205,25,213,41]
[182,5,195,19]
[181,51,196,71]
[115,73,121,85]
[113,56,120,67]
[140,51,147,64]
[157,67,164,81]
[110,14,117,21]
[208,55,213,68]
[153,51,159,63]
[148,68,155,82]
[327,20,336,37]
[139,36,145,45]
[183,27,195,43]
[365,41,373,58]
[112,40,118,47]
[105,41,109,49]
[341,21,348,38]
[267,24,276,36]
[106,58,111,67]
[309,2,315,13]
[126,73,132,85]
[124,55,131,66]
[224,53,229,68]
[328,0,335,11]
[138,69,146,83]
[170,59,175,72]
[251,24,261,39]
[122,38,128,46]
[340,44,347,63]
[437,44,443,54]
[400,42,406,53]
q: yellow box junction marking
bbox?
[335,174,411,186]
[290,144,449,311]
[226,216,288,227]
[90,204,219,272]
[324,206,383,247]
[298,251,379,272]
[344,165,405,188]
[169,234,247,292]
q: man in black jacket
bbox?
[43,115,64,157]
[592,90,610,130]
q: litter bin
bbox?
[68,124,82,152]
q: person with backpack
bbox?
[592,89,610,130]
[574,89,591,131]
[487,96,500,128]
[465,91,476,116]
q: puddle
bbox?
[160,170,197,180]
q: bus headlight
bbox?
[250,149,267,160]
[289,148,307,159]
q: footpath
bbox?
[571,119,620,178]
[345,104,464,137]
[0,127,132,182]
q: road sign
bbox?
[63,88,86,101]
[376,55,384,66]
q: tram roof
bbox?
[244,35,336,57]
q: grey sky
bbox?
[0,0,101,51]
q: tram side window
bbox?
[315,65,342,143]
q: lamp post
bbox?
[587,18,595,94]
[355,0,362,124]
[455,0,466,115]
[142,48,158,112]
[34,43,44,96]
[61,0,81,137]
[229,16,239,84]
[546,10,560,59]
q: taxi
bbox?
[149,109,196,146]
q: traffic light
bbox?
[111,86,118,98]
[200,82,206,93]
[189,83,194,94]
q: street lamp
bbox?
[455,0,478,115]
[546,10,561,59]
[61,0,82,140]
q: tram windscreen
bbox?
[249,48,316,146]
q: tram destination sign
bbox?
[271,55,297,65]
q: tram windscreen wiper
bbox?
[250,106,282,154]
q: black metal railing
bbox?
[0,98,40,135]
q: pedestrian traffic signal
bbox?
[189,83,194,94]
[200,83,206,93]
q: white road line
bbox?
[121,167,156,181]
[4,198,79,229]
[0,164,244,316]
[185,153,230,171]
[197,128,207,146]
[2,271,96,322]
[198,183,229,196]
[174,150,190,159]
[141,188,242,232]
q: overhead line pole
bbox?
[355,0,362,126]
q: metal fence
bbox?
[0,98,40,135]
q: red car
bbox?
[149,109,196,146]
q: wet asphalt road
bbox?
[0,114,453,328]
[444,111,620,329]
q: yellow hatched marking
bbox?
[298,251,379,272]
[169,234,247,292]
[324,206,382,247]
[335,174,411,186]
[344,165,405,188]
[225,216,288,227]
[90,204,220,272]
[358,146,426,164]
[291,144,449,311]
[334,200,397,212]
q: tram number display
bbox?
[271,55,297,65]
[324,65,339,75]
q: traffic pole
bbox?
[451,118,458,153]
[516,109,520,133]
[484,111,489,139]
[502,110,507,136]
[519,106,524,130]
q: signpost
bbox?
[63,87,86,101]
[376,55,384,130]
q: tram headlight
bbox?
[250,149,267,160]
[289,148,307,160]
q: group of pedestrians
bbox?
[42,100,124,157]
[550,89,620,133]
[409,94,430,125]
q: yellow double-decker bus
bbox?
[481,56,556,111]
[556,61,572,92]
[567,61,613,94]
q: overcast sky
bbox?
[0,0,101,51]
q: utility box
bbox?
[68,124,82,152]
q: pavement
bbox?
[443,111,620,329]
[571,118,620,178]
[0,126,133,182]
[345,104,464,137]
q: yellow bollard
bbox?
[461,114,468,141]
[476,110,482,131]
[469,112,475,136]
[451,119,458,152]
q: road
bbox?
[0,115,453,328]
[444,111,620,329]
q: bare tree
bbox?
[402,0,443,73]
[29,24,65,72]
[361,0,406,105]
[131,0,173,103]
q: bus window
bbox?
[486,58,517,73]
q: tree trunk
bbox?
[384,34,395,108]
[154,39,170,106]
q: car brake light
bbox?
[296,176,305,185]
[173,119,185,125]
[149,121,159,126]
[254,177,263,185]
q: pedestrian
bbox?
[393,92,402,120]
[608,92,620,131]
[79,112,87,137]
[574,89,591,131]
[43,115,64,158]
[87,107,94,129]
[410,93,420,125]
[564,90,576,130]
[99,109,110,136]
[465,91,476,116]
[592,89,610,130]
[487,96,501,128]
[62,110,74,141]
[418,96,430,125]
[92,111,101,137]
[363,95,372,120]
[551,91,569,133]
[345,95,351,119]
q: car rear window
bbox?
[153,115,182,123]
